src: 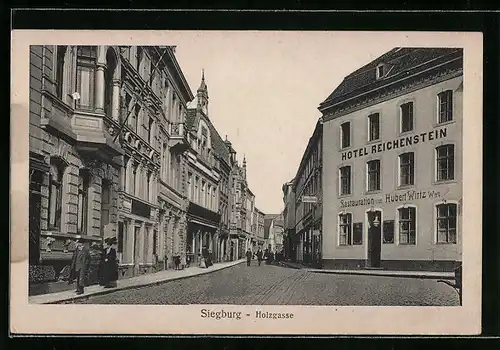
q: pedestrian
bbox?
[174,252,181,270]
[245,248,252,266]
[256,247,263,266]
[101,237,118,288]
[68,239,91,295]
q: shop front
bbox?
[186,202,221,266]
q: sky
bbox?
[168,32,401,214]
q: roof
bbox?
[319,47,463,111]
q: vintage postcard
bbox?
[11,30,482,335]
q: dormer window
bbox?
[376,64,386,79]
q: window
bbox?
[438,90,453,123]
[368,113,380,141]
[367,160,381,192]
[136,46,143,73]
[399,152,415,186]
[187,173,193,200]
[436,203,457,244]
[340,122,351,149]
[130,104,140,132]
[400,102,414,132]
[398,207,416,245]
[162,144,167,182]
[376,64,385,79]
[339,166,351,196]
[104,48,118,118]
[75,46,97,110]
[118,221,124,253]
[147,117,154,144]
[55,46,67,99]
[48,159,65,230]
[194,177,199,203]
[436,145,455,181]
[339,213,352,246]
[145,171,151,202]
[131,163,137,197]
[77,170,90,234]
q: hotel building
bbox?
[319,48,463,271]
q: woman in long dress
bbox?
[102,237,118,288]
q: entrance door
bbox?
[29,191,41,265]
[134,226,141,272]
[367,211,382,268]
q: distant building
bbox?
[264,214,284,253]
[282,180,296,261]
[292,120,323,266]
[319,48,463,271]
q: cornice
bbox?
[322,61,463,123]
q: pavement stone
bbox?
[72,261,460,306]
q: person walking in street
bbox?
[101,237,118,288]
[245,248,252,266]
[68,239,91,295]
[256,247,263,266]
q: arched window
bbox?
[75,46,98,110]
[55,46,67,99]
[104,47,118,118]
[48,158,65,230]
[77,169,91,234]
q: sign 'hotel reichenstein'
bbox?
[341,126,448,161]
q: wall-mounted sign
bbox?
[302,196,318,203]
[341,127,448,161]
[132,199,151,218]
[340,188,445,209]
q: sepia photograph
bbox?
[11,30,483,335]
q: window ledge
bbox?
[433,179,458,186]
[397,184,415,190]
[434,119,456,128]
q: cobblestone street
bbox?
[74,262,460,306]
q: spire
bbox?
[198,68,207,92]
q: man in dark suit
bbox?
[69,239,91,295]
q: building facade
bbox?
[116,46,194,277]
[29,45,124,282]
[184,73,222,265]
[282,180,296,261]
[319,48,463,271]
[255,208,266,248]
[292,120,323,266]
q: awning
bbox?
[188,218,219,230]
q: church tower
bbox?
[197,69,209,115]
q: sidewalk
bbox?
[280,261,455,280]
[29,259,245,304]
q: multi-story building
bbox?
[292,120,323,266]
[229,157,249,259]
[245,186,257,252]
[265,213,284,253]
[254,208,266,248]
[184,72,222,265]
[29,45,124,282]
[319,47,463,271]
[117,46,193,277]
[282,180,296,261]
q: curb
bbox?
[279,262,454,280]
[42,260,245,304]
[306,269,455,280]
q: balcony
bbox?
[169,122,190,154]
[71,110,124,164]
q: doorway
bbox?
[367,210,382,268]
[134,225,141,273]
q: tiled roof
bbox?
[186,109,197,130]
[320,47,463,109]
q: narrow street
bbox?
[73,262,460,306]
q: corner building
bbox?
[320,48,463,272]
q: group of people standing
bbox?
[67,237,119,295]
[246,247,278,267]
